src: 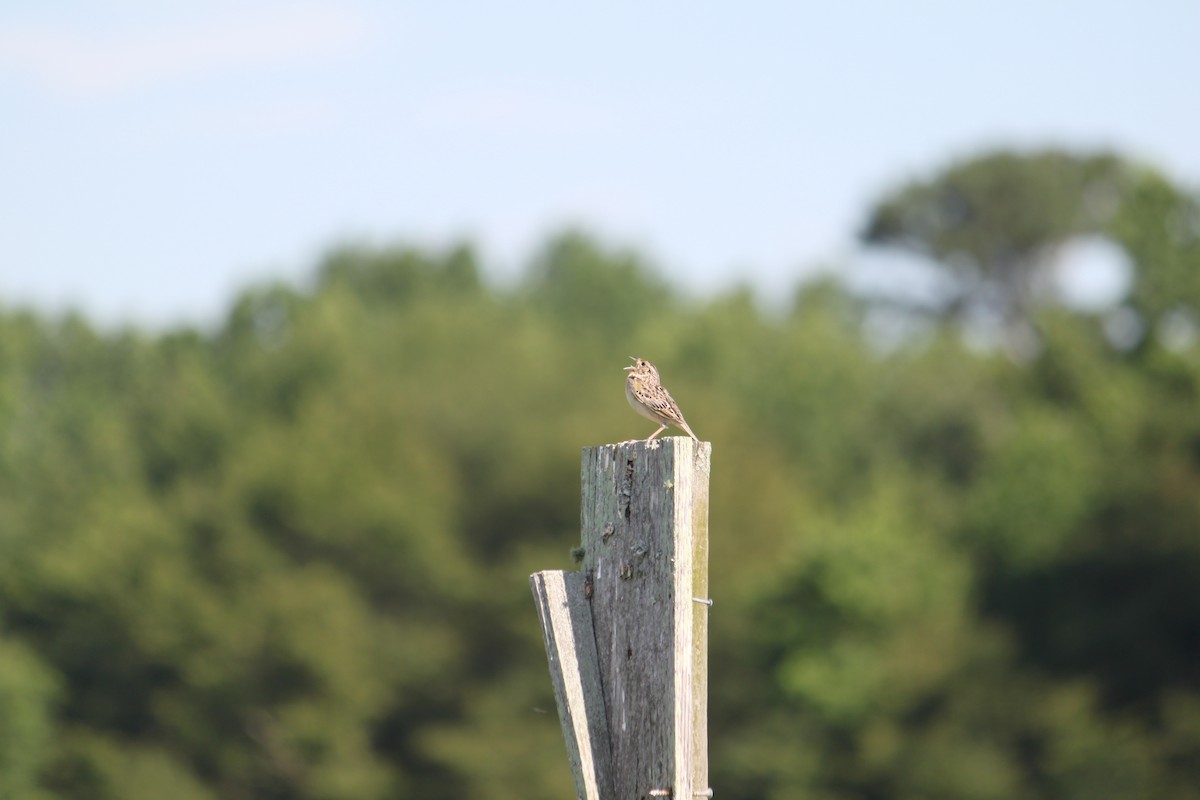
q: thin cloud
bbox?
[0,6,369,98]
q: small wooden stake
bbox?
[530,570,614,800]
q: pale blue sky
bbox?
[2,2,1197,327]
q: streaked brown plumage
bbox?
[624,356,698,442]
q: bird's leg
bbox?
[646,423,668,442]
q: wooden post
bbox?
[530,570,615,799]
[531,438,711,800]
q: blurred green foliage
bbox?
[861,150,1129,324]
[1,150,1199,799]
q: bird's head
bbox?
[625,357,656,376]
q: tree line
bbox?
[0,148,1197,799]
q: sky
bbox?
[2,1,1198,328]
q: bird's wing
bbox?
[645,387,686,423]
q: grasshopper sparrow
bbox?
[624,357,699,442]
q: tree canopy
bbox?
[1,147,1199,799]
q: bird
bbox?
[624,357,699,442]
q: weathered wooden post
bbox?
[531,437,712,800]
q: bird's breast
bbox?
[626,380,663,422]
